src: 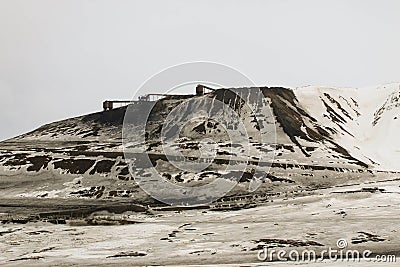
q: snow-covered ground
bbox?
[0,179,399,266]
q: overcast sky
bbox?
[0,0,399,141]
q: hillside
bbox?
[0,84,398,204]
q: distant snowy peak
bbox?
[373,88,400,126]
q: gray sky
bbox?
[0,0,399,141]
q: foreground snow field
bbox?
[0,179,399,266]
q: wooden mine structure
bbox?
[195,84,216,96]
[103,100,134,111]
[103,84,215,110]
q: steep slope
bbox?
[360,83,400,170]
[295,83,400,170]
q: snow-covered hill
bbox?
[0,84,398,202]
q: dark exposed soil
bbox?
[70,186,105,198]
[53,159,95,174]
[108,190,134,198]
[250,238,324,251]
[193,122,206,134]
[82,106,127,126]
[89,160,115,175]
[321,97,347,124]
[351,232,386,244]
[324,93,353,121]
[3,153,29,166]
[107,251,147,258]
[26,156,51,172]
[261,87,327,157]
